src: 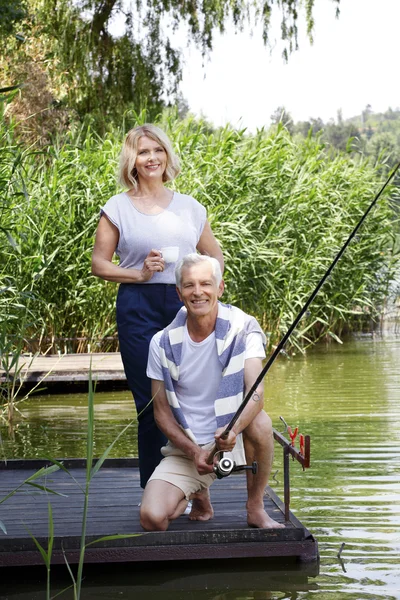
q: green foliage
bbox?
[0,124,39,420]
[1,112,398,353]
[1,122,121,348]
[0,463,64,505]
[0,0,340,132]
[170,117,399,347]
[288,105,400,170]
[1,380,137,597]
[0,0,27,36]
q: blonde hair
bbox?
[118,124,180,190]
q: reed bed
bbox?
[1,115,399,354]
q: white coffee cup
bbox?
[160,246,179,263]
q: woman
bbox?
[92,124,224,488]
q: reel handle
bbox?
[238,461,258,475]
[213,459,258,479]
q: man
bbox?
[140,254,284,531]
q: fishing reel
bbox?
[213,455,258,479]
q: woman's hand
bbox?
[92,217,166,284]
[140,249,165,281]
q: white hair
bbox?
[175,254,222,289]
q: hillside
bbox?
[273,105,400,168]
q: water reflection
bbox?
[2,560,319,600]
[1,391,138,459]
[1,337,400,599]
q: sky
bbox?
[178,0,400,131]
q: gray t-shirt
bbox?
[101,191,207,284]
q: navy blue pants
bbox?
[116,283,183,488]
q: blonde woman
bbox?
[92,124,224,488]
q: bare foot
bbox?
[188,489,214,521]
[247,507,285,529]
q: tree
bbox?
[309,117,324,134]
[384,107,400,121]
[361,103,373,124]
[324,121,360,152]
[293,120,312,137]
[0,0,27,36]
[366,132,397,166]
[363,124,373,140]
[270,106,294,134]
[1,0,341,135]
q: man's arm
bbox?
[152,379,214,475]
[214,357,264,450]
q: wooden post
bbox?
[283,446,290,521]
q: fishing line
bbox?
[212,159,400,450]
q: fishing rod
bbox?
[208,159,400,468]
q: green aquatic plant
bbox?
[0,373,139,599]
[73,372,138,599]
[171,117,400,348]
[0,322,63,428]
[0,462,65,599]
[32,373,139,599]
[1,114,399,353]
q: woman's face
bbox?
[134,136,167,182]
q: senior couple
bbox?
[92,124,282,531]
[140,252,284,532]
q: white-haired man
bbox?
[140,254,284,531]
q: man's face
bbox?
[177,262,224,319]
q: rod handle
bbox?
[206,430,230,465]
[206,443,217,465]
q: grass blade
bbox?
[25,482,67,497]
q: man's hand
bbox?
[193,448,215,476]
[214,427,237,452]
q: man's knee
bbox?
[140,503,168,531]
[139,480,171,531]
[139,479,185,531]
[244,410,272,442]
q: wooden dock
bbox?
[0,459,319,569]
[0,353,126,383]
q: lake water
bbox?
[1,335,400,599]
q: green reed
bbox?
[1,373,139,599]
[1,462,64,599]
[1,113,399,353]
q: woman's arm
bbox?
[196,220,224,273]
[91,215,164,283]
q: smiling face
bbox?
[134,136,167,182]
[177,261,224,320]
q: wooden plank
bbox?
[0,353,126,383]
[0,458,140,470]
[0,460,318,567]
[0,540,319,568]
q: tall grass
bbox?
[1,374,138,598]
[1,113,399,353]
[171,118,400,347]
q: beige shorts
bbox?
[148,440,217,500]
